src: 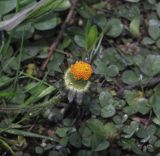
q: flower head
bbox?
[70,61,93,80]
[64,61,93,93]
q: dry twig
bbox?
[41,0,79,70]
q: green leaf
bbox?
[54,0,71,11]
[99,91,116,118]
[129,16,140,37]
[79,126,92,138]
[106,65,119,77]
[28,0,70,19]
[123,121,139,138]
[0,92,15,97]
[153,117,160,126]
[94,48,124,77]
[155,140,160,148]
[156,38,160,48]
[59,136,68,146]
[99,91,113,107]
[106,18,123,38]
[124,91,151,115]
[125,0,140,2]
[5,129,54,141]
[85,25,98,50]
[101,104,116,118]
[77,150,92,156]
[0,0,16,16]
[94,60,109,76]
[25,82,40,92]
[74,35,85,48]
[148,19,160,40]
[10,86,25,104]
[20,0,35,6]
[121,70,140,85]
[0,138,16,155]
[147,0,156,4]
[124,94,139,108]
[0,0,69,31]
[94,140,109,151]
[34,16,61,31]
[93,14,107,29]
[0,1,38,31]
[35,146,44,154]
[121,138,136,150]
[82,138,91,147]
[69,132,82,148]
[117,5,140,21]
[28,83,46,95]
[150,91,160,120]
[23,83,47,106]
[80,126,92,147]
[104,122,118,139]
[48,53,64,73]
[56,127,71,138]
[141,55,160,76]
[12,22,34,39]
[38,86,56,98]
[77,1,95,19]
[86,119,106,138]
[142,37,155,45]
[89,103,101,115]
[136,125,156,139]
[124,90,149,110]
[157,3,160,18]
[0,75,13,88]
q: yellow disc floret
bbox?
[70,61,93,80]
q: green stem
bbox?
[0,95,62,113]
[20,72,52,87]
[0,138,16,155]
[16,0,20,12]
